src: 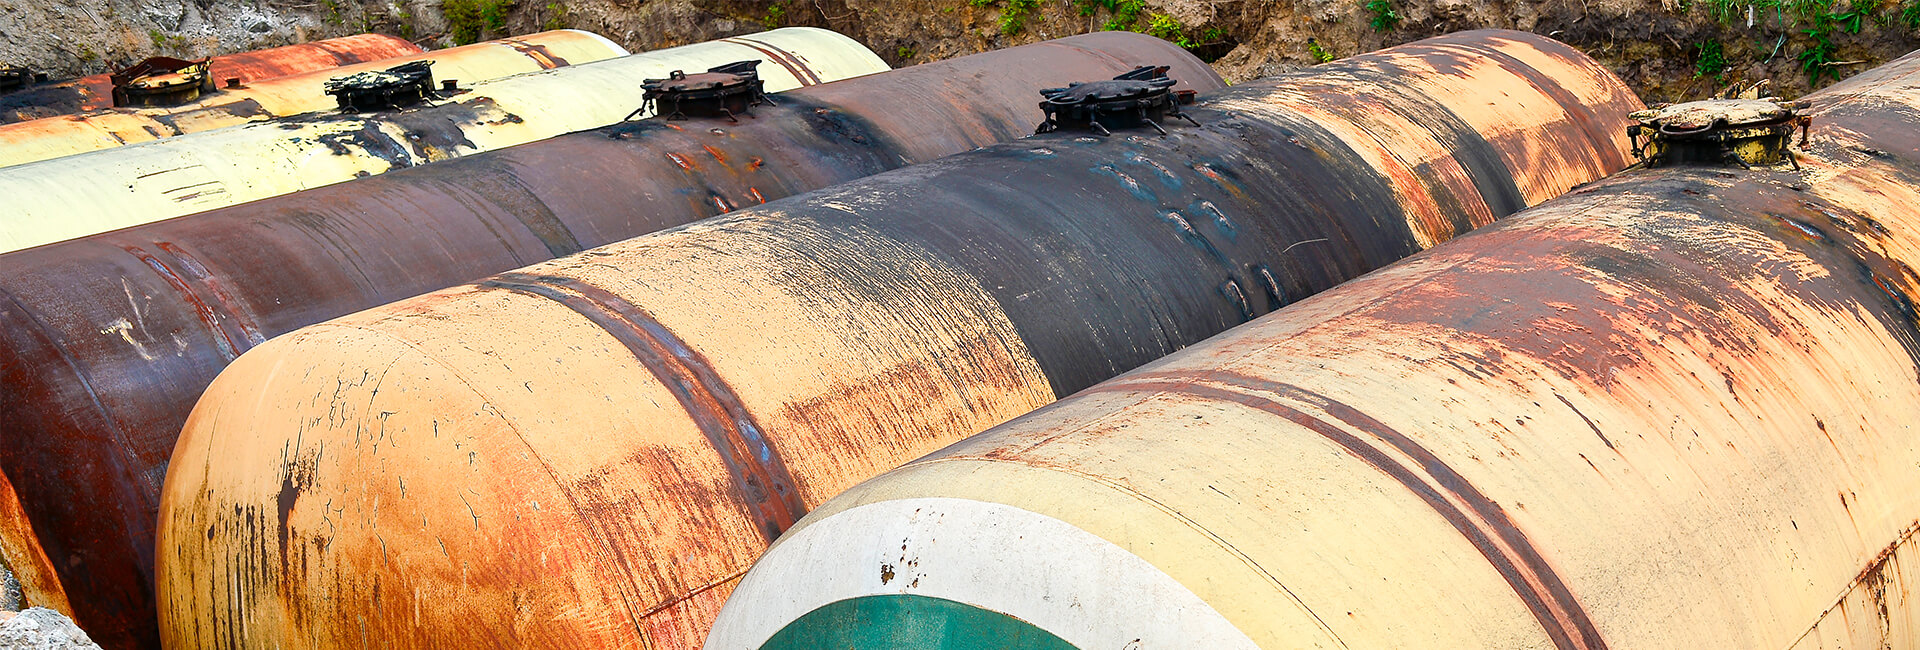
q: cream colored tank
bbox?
[0,30,629,168]
[0,27,886,253]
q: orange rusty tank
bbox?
[0,33,423,123]
[707,49,1920,650]
[155,30,1641,650]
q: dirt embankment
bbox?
[4,0,1918,104]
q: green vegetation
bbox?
[1077,0,1148,30]
[896,45,917,60]
[1797,25,1842,83]
[1687,0,1898,85]
[1365,0,1401,30]
[970,0,1042,35]
[321,0,345,25]
[1002,0,1042,34]
[1308,38,1335,63]
[543,1,569,30]
[1694,40,1730,77]
[443,0,511,45]
[762,1,786,29]
[1903,0,1920,27]
[1146,12,1187,43]
[147,29,187,48]
[393,7,417,39]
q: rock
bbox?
[0,608,103,650]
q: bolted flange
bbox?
[633,60,770,123]
[1034,65,1199,137]
[111,57,215,108]
[324,60,439,112]
[1628,88,1811,170]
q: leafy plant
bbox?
[442,0,511,45]
[1307,38,1335,63]
[1797,24,1842,83]
[971,0,1042,35]
[1365,0,1401,30]
[762,2,786,28]
[896,45,917,59]
[1146,12,1189,43]
[543,1,568,30]
[1077,0,1148,30]
[392,7,417,39]
[1694,40,1730,77]
[1001,0,1042,35]
[1904,0,1920,27]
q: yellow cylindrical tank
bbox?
[0,30,628,168]
[706,49,1920,650]
[0,27,886,254]
[155,31,1637,650]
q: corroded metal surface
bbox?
[153,30,1639,649]
[0,32,1217,650]
[0,30,626,168]
[709,48,1920,650]
[0,34,423,124]
[0,28,884,254]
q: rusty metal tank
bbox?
[0,28,887,254]
[0,30,626,168]
[705,49,1920,650]
[153,30,1640,650]
[0,32,1219,650]
[0,33,425,124]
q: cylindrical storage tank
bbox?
[156,30,1640,650]
[707,51,1920,650]
[0,27,886,253]
[0,32,1222,649]
[0,34,426,124]
[0,30,628,168]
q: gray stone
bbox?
[0,608,103,650]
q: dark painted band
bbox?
[1090,374,1607,650]
[478,273,806,540]
[722,37,821,86]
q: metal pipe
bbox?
[0,32,1220,649]
[0,34,425,124]
[154,30,1641,649]
[0,30,627,167]
[0,28,887,254]
[706,48,1920,650]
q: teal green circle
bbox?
[759,594,1081,650]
